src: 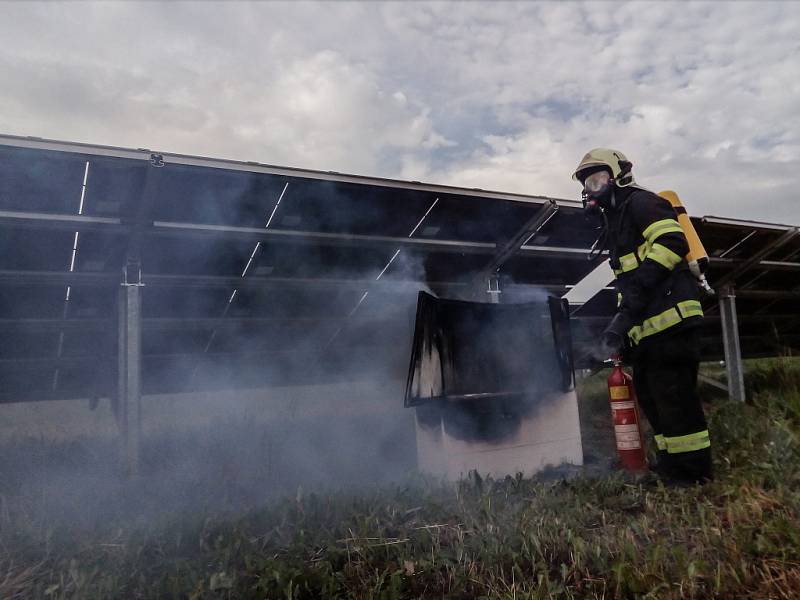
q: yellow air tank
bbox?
[658,190,713,293]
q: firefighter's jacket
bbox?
[608,186,703,346]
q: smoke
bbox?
[1,308,426,532]
[0,163,576,538]
[585,340,613,364]
[0,178,447,533]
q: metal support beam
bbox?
[0,315,401,333]
[0,347,309,370]
[474,200,559,283]
[701,216,794,232]
[0,269,569,295]
[712,227,799,290]
[0,209,124,232]
[152,220,498,255]
[0,209,594,261]
[734,289,800,300]
[710,257,800,272]
[118,280,142,476]
[5,209,799,275]
[719,285,746,403]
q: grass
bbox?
[2,358,800,599]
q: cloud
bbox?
[227,49,454,173]
[0,1,797,223]
[407,1,799,222]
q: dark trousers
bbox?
[632,327,712,482]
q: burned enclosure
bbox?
[405,292,574,444]
[405,292,583,479]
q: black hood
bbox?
[607,184,637,213]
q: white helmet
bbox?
[572,148,635,187]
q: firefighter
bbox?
[573,148,712,483]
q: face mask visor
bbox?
[583,170,612,199]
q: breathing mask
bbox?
[581,169,615,215]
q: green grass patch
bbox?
[2,360,800,599]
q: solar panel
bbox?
[0,134,797,404]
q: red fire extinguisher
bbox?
[607,356,648,472]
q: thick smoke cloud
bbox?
[0,161,506,531]
[0,205,567,535]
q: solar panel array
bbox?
[0,135,797,403]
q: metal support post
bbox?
[118,261,143,476]
[719,285,745,402]
[115,153,161,476]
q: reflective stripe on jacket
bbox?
[608,187,703,345]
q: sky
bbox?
[0,1,798,224]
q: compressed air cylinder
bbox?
[658,190,709,279]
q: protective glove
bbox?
[599,311,633,358]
